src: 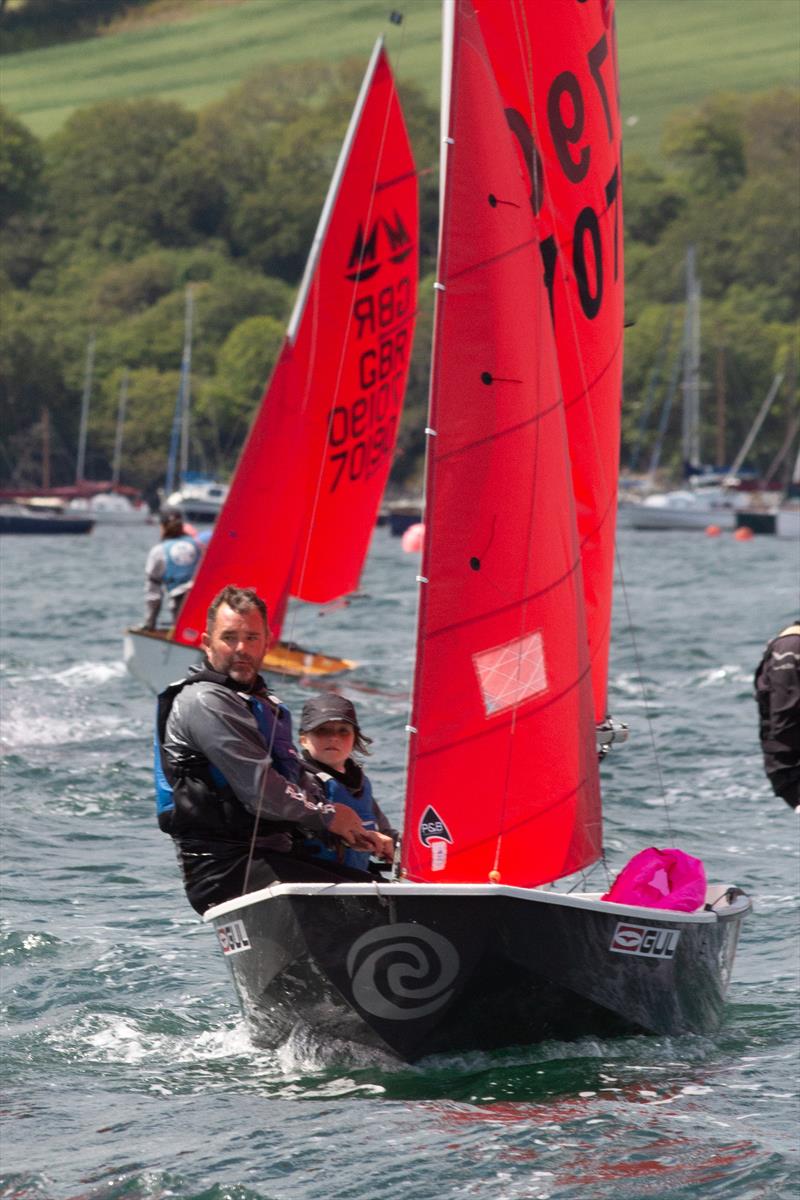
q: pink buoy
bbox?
[734,525,754,541]
[401,522,425,553]
[705,524,721,537]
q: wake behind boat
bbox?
[201,0,750,1063]
[125,39,418,689]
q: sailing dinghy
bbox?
[202,0,749,1062]
[125,39,418,692]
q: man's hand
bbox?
[371,832,395,862]
[329,804,383,853]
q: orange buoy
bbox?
[401,521,425,553]
[705,524,722,537]
[734,525,754,541]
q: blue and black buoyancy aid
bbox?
[300,755,376,870]
[162,535,201,592]
[154,667,301,834]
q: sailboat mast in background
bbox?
[75,332,96,485]
[681,246,702,475]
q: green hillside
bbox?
[2,0,798,157]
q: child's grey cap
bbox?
[300,694,358,733]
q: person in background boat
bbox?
[140,506,203,630]
[157,584,387,913]
[755,621,800,811]
[297,694,396,872]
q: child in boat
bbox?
[298,694,396,871]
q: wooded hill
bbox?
[1,0,798,498]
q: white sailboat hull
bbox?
[204,880,750,1062]
[621,487,747,531]
[124,628,357,693]
[775,504,800,540]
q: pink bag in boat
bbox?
[601,847,707,912]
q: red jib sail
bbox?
[401,0,601,887]
[289,44,418,605]
[475,0,624,723]
[174,40,417,646]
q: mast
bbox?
[111,369,129,487]
[179,286,194,484]
[727,372,785,479]
[41,407,51,490]
[165,286,194,496]
[715,339,726,469]
[75,332,96,484]
[681,247,701,474]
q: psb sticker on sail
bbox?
[610,922,680,958]
[418,806,453,846]
[216,919,251,956]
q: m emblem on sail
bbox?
[346,210,414,281]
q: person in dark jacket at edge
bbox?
[156,584,390,913]
[755,620,800,812]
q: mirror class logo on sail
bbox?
[328,207,415,492]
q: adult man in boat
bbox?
[755,620,800,811]
[156,584,385,912]
[140,506,203,631]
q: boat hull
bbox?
[204,881,750,1062]
[0,509,95,535]
[625,505,737,531]
[123,628,356,693]
[775,505,799,540]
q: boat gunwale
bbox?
[202,879,750,924]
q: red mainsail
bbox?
[475,0,624,722]
[401,0,601,887]
[174,41,417,646]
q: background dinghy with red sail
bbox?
[124,38,418,693]
[200,0,750,1063]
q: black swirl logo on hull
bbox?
[346,923,460,1021]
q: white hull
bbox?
[626,505,737,531]
[775,506,800,540]
[124,628,357,693]
[124,630,200,692]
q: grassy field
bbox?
[1,0,798,156]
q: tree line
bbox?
[0,65,797,500]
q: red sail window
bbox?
[476,0,624,722]
[401,0,601,887]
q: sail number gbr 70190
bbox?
[506,26,621,326]
[328,276,412,492]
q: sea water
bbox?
[1,523,798,1200]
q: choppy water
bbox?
[1,522,798,1200]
